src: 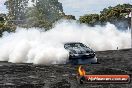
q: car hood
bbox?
[66,47,94,54]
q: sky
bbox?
[0,0,132,19]
[0,0,7,13]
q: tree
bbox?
[5,0,29,22]
[99,4,132,29]
[63,15,76,20]
[79,14,99,26]
[24,0,65,29]
[79,4,132,29]
[5,0,66,30]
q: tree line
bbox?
[0,0,75,36]
[79,4,132,29]
[4,0,69,29]
[0,1,131,36]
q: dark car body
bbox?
[64,42,97,64]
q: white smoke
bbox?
[28,0,36,7]
[0,20,131,64]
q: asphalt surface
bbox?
[0,49,132,88]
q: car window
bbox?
[64,43,91,50]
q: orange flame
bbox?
[78,65,86,76]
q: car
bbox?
[64,42,97,64]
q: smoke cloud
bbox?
[0,20,131,64]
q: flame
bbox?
[78,65,86,76]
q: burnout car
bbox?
[64,42,97,64]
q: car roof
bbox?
[64,42,83,45]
